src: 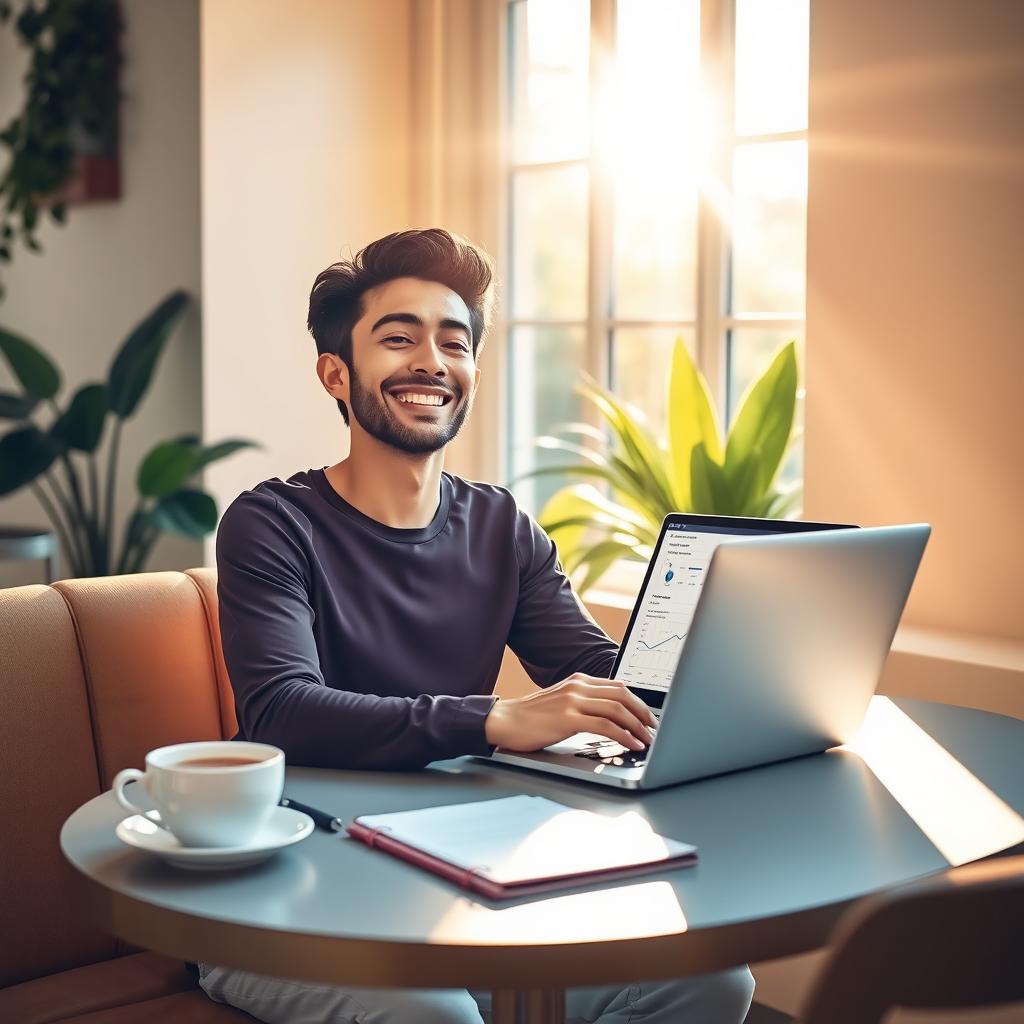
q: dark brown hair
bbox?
[307,228,495,424]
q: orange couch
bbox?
[0,569,257,1023]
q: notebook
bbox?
[346,794,698,899]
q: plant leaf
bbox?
[0,425,61,495]
[667,337,723,507]
[150,489,218,537]
[137,441,199,498]
[723,341,797,510]
[108,291,189,418]
[188,438,262,473]
[540,481,655,538]
[0,389,38,419]
[690,442,732,514]
[572,537,643,597]
[538,485,597,571]
[577,377,678,514]
[758,486,803,519]
[50,383,108,452]
[0,326,60,399]
[515,463,664,522]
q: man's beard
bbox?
[348,368,472,455]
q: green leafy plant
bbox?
[0,291,260,577]
[521,338,802,595]
[0,0,122,297]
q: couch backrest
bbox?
[0,568,236,988]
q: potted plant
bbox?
[0,0,123,298]
[522,338,802,595]
[0,291,260,577]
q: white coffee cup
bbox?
[112,741,285,848]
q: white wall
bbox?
[200,0,414,561]
[0,0,202,586]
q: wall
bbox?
[200,0,413,555]
[0,0,202,586]
[803,0,1024,644]
[755,2,1024,1018]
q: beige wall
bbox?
[200,0,414,558]
[755,3,1024,1018]
[0,0,202,586]
[803,0,1024,643]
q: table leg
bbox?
[491,990,519,1024]
[490,989,566,1024]
[519,988,566,1024]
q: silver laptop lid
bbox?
[640,523,931,786]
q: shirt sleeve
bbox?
[215,492,496,770]
[506,507,619,685]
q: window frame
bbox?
[498,0,807,505]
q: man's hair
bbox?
[307,229,495,424]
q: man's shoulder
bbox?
[445,473,538,531]
[218,470,321,537]
[445,472,519,509]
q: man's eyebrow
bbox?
[370,312,471,337]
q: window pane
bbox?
[735,0,809,136]
[728,327,805,494]
[508,326,587,512]
[509,0,590,164]
[511,165,589,319]
[611,0,700,319]
[731,140,807,315]
[612,328,695,442]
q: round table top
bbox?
[61,698,1024,990]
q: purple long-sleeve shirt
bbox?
[215,468,618,770]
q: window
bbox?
[503,0,809,514]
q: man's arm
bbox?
[216,492,495,770]
[488,510,656,752]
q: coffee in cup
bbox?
[112,741,285,848]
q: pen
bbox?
[279,796,344,832]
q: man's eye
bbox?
[384,336,412,345]
[445,342,469,353]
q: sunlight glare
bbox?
[841,698,1024,867]
[429,880,687,945]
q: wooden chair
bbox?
[796,853,1024,1024]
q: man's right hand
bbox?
[484,673,657,753]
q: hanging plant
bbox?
[0,0,122,298]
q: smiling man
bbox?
[198,229,754,1024]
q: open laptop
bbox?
[486,514,931,790]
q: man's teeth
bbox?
[394,393,446,406]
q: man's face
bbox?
[344,277,481,455]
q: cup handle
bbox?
[112,767,146,815]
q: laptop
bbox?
[486,514,931,790]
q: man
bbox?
[198,229,755,1023]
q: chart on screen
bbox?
[615,527,731,691]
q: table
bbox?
[61,698,1024,1024]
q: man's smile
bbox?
[385,384,456,411]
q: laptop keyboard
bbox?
[573,738,650,768]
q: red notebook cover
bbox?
[346,797,698,900]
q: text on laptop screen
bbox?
[615,523,776,693]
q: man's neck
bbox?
[324,434,446,530]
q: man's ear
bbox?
[472,365,482,395]
[317,352,350,404]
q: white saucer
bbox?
[115,806,315,870]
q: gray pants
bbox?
[198,961,755,1023]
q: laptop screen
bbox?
[612,514,850,707]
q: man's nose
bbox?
[410,340,447,376]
